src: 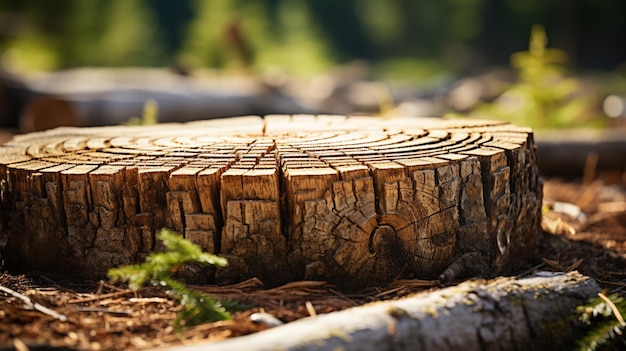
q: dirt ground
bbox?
[0,174,624,350]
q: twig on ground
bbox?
[305,301,317,317]
[73,307,132,316]
[566,258,584,272]
[0,284,67,321]
[515,262,547,278]
[542,257,566,271]
[598,280,626,288]
[597,292,626,325]
[193,278,264,294]
[328,289,359,307]
[599,269,626,277]
[67,289,138,304]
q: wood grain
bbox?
[0,115,542,287]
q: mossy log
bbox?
[168,272,599,351]
[0,115,542,287]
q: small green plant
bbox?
[108,229,236,330]
[470,24,599,129]
[126,98,159,126]
[575,293,626,351]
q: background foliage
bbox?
[1,0,625,76]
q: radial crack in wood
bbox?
[0,115,542,287]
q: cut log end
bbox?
[0,115,542,288]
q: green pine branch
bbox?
[469,24,600,129]
[108,229,235,330]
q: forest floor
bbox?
[0,174,624,350]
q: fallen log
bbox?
[535,129,626,176]
[0,69,314,131]
[0,115,542,287]
[165,272,600,351]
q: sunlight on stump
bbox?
[0,115,542,288]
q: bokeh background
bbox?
[2,0,626,73]
[1,0,626,132]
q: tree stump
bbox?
[0,115,542,287]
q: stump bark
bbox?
[0,115,542,287]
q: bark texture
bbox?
[166,272,600,351]
[0,115,542,286]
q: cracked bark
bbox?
[0,115,542,286]
[167,272,600,351]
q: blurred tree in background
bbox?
[0,0,624,76]
[179,0,334,74]
[0,0,163,70]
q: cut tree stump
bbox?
[0,115,542,287]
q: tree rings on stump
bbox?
[0,115,542,287]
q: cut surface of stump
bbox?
[0,115,542,287]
